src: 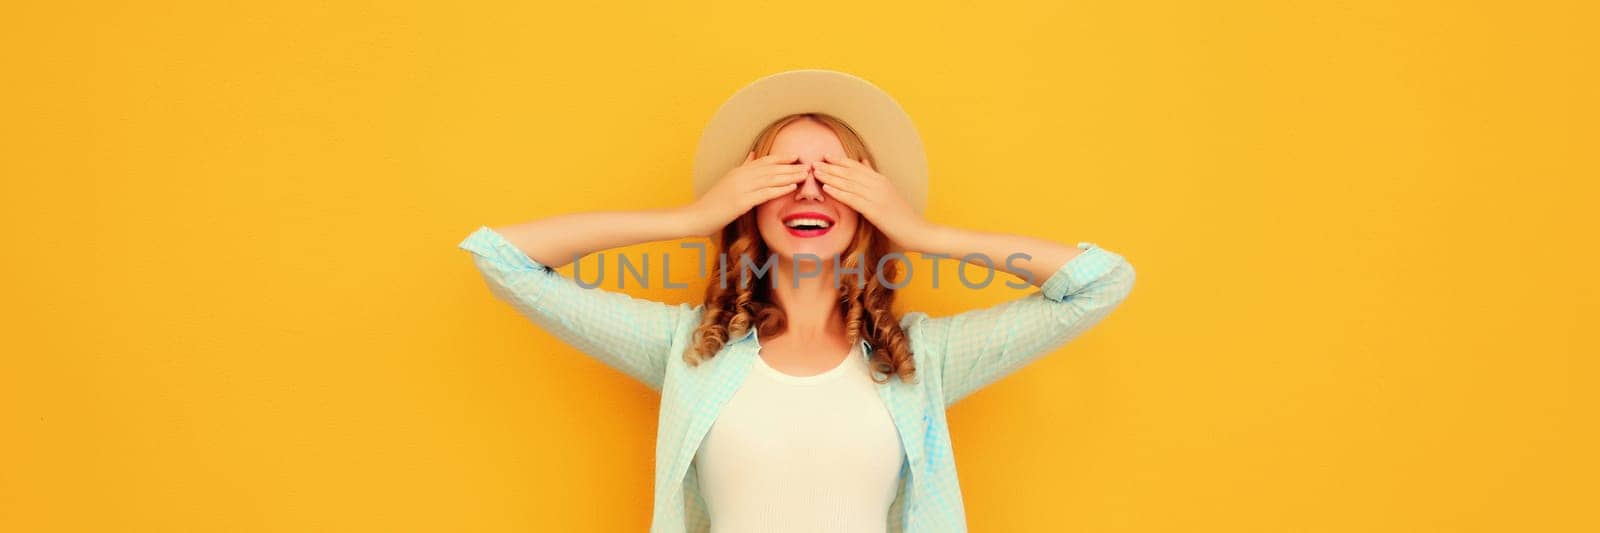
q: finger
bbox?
[756,183,800,202]
[819,159,886,190]
[770,162,808,173]
[821,183,867,210]
[822,153,861,168]
[813,159,854,177]
[814,171,862,195]
[813,162,862,187]
[745,151,755,162]
[766,171,808,187]
[812,159,837,176]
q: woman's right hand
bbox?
[679,151,810,236]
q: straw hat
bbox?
[691,69,929,239]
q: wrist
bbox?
[665,204,709,239]
[901,220,944,254]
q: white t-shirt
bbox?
[693,343,906,532]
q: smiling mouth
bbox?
[782,212,835,237]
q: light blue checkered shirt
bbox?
[458,225,1136,532]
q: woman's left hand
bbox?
[812,153,934,251]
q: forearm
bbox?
[490,207,697,269]
[909,223,1084,289]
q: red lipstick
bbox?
[780,211,835,238]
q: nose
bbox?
[795,165,825,202]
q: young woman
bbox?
[458,71,1136,533]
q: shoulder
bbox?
[896,309,940,336]
[662,302,731,369]
[896,309,931,334]
[894,309,943,366]
[674,302,706,339]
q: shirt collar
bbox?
[735,327,874,355]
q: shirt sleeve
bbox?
[456,225,693,392]
[907,242,1137,407]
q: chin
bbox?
[761,230,854,263]
[780,243,848,263]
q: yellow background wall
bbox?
[3,1,1594,531]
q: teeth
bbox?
[784,217,832,229]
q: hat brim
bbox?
[692,69,929,247]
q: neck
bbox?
[770,254,846,342]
